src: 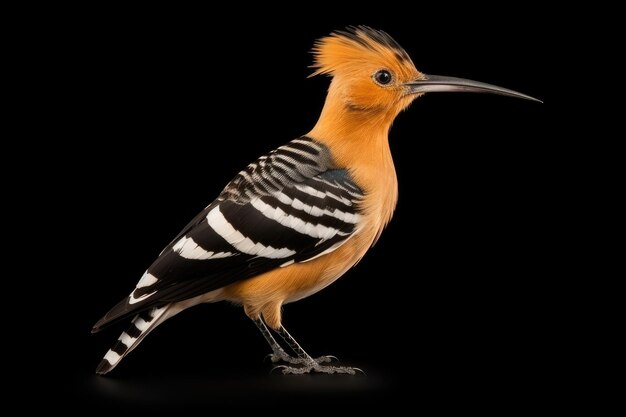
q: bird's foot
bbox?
[266,349,336,364]
[272,360,364,375]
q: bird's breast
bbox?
[351,145,399,245]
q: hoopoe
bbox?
[93,26,540,375]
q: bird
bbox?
[92,26,540,375]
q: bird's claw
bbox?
[270,362,364,375]
[265,352,338,364]
[264,353,283,363]
[351,367,366,376]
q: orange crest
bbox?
[311,26,420,82]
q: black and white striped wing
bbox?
[93,137,363,330]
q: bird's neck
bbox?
[307,87,399,235]
[308,89,397,170]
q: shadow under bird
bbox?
[93,26,541,375]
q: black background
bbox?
[54,6,545,412]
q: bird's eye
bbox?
[374,70,393,85]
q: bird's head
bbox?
[311,26,540,120]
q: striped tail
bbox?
[96,305,170,375]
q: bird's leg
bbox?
[273,325,362,375]
[253,318,334,364]
[253,318,296,363]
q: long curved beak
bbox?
[405,74,542,103]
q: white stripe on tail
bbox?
[95,305,170,375]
